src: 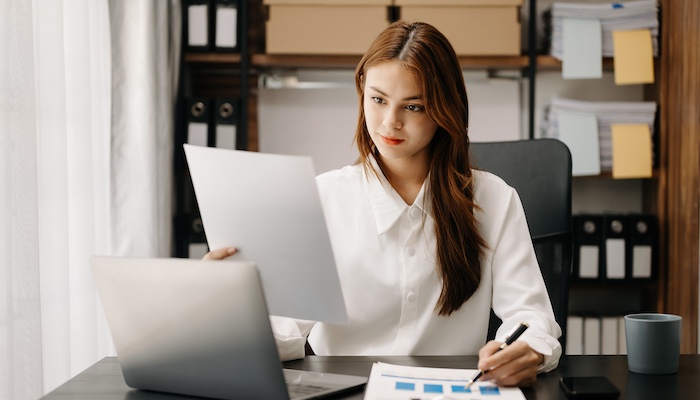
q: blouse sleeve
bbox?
[489,187,562,373]
[269,316,316,361]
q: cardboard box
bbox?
[264,0,392,55]
[396,0,523,56]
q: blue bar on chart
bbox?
[480,386,501,395]
[424,384,443,393]
[395,381,415,391]
[451,385,472,393]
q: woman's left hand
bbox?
[476,340,544,387]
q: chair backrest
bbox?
[470,139,572,349]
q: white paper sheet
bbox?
[562,17,603,79]
[183,144,348,324]
[363,363,526,400]
[557,110,601,176]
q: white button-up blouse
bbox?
[271,159,562,373]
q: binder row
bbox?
[186,215,208,260]
[185,0,240,52]
[573,213,657,281]
[566,315,627,356]
[179,96,239,259]
[183,97,240,150]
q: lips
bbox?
[379,134,404,146]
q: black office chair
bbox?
[470,138,573,350]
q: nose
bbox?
[382,107,403,130]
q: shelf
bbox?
[573,170,659,180]
[185,52,531,70]
[184,52,242,64]
[537,55,616,70]
[184,53,623,71]
[457,55,529,69]
[570,279,657,289]
[252,54,362,69]
[254,54,530,70]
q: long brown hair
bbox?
[354,20,487,316]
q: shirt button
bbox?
[405,247,415,257]
[410,208,421,218]
[407,291,417,303]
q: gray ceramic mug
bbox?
[624,313,682,374]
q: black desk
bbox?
[41,355,700,400]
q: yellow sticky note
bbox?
[613,29,654,85]
[611,124,653,179]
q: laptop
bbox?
[91,256,367,400]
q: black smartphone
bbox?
[559,376,620,399]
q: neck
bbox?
[378,155,430,205]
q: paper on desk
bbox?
[363,362,526,400]
[183,144,348,324]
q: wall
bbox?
[258,70,647,215]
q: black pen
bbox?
[464,322,529,389]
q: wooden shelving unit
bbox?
[175,0,700,353]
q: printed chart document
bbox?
[183,144,348,324]
[364,362,526,400]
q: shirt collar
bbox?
[363,156,434,235]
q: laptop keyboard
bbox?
[286,383,331,399]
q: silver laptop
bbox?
[91,256,367,400]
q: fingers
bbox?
[477,340,503,363]
[202,247,237,260]
[477,341,541,387]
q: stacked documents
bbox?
[542,96,657,174]
[546,0,659,60]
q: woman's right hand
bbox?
[202,247,237,260]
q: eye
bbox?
[406,104,425,112]
[371,96,385,105]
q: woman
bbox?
[206,20,561,387]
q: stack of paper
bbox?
[546,0,659,60]
[542,96,657,174]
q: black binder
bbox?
[213,0,240,52]
[603,214,628,280]
[626,213,657,280]
[184,0,212,52]
[185,98,211,147]
[213,97,239,149]
[573,214,604,281]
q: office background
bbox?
[1,1,698,400]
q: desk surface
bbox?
[42,355,700,400]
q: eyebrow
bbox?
[368,86,423,102]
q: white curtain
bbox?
[0,1,179,398]
[109,0,180,258]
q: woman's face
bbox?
[363,61,438,165]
